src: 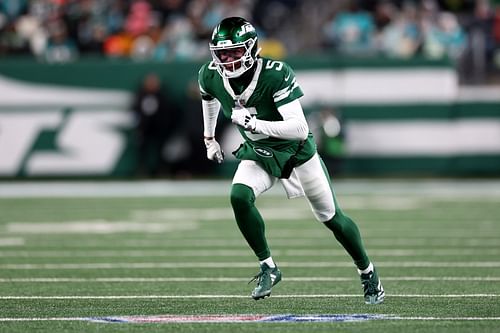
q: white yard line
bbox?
[0,238,24,246]
[0,317,86,322]
[22,237,500,248]
[5,221,199,234]
[399,317,500,321]
[1,248,499,258]
[1,261,500,270]
[0,315,500,322]
[0,276,499,283]
[0,294,499,300]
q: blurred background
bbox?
[0,0,499,179]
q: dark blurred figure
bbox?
[308,106,345,175]
[132,72,179,177]
[461,0,497,83]
[43,19,79,63]
[165,80,223,177]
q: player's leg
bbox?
[294,153,384,304]
[231,160,275,261]
[230,183,270,260]
[293,154,369,267]
[231,160,282,299]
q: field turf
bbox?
[0,180,499,332]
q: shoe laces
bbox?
[361,272,379,294]
[248,268,269,285]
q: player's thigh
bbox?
[232,160,276,197]
[294,154,335,222]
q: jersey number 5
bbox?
[265,60,283,71]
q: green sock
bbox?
[323,211,370,270]
[230,184,270,260]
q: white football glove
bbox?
[204,138,224,163]
[231,107,257,132]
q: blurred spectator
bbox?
[422,11,466,60]
[124,0,152,36]
[495,5,500,74]
[373,0,396,32]
[155,0,187,25]
[14,14,45,55]
[43,19,79,63]
[153,15,202,61]
[67,0,123,55]
[0,0,28,55]
[495,5,500,44]
[379,1,421,58]
[466,0,499,80]
[150,0,192,61]
[0,22,24,55]
[132,73,180,177]
[103,30,133,57]
[130,33,156,60]
[0,0,28,24]
[322,0,376,55]
[188,0,254,38]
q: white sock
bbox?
[357,262,373,275]
[259,257,276,268]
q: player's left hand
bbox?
[231,107,257,131]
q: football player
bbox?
[198,17,384,304]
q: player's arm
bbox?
[199,65,221,139]
[202,97,224,163]
[232,99,309,140]
[201,94,221,139]
[253,99,309,140]
[199,67,224,162]
[231,62,308,140]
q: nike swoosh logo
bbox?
[284,74,291,81]
[270,274,276,284]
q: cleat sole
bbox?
[252,292,271,300]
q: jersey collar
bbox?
[222,58,263,106]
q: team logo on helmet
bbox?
[209,17,260,79]
[237,23,255,37]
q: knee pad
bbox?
[230,183,255,212]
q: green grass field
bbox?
[0,180,499,332]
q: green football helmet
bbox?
[209,17,260,78]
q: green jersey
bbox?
[198,57,316,178]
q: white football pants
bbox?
[232,153,336,222]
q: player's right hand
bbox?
[204,137,224,163]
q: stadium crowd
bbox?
[1,0,499,68]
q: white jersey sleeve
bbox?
[254,99,309,140]
[202,98,221,138]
